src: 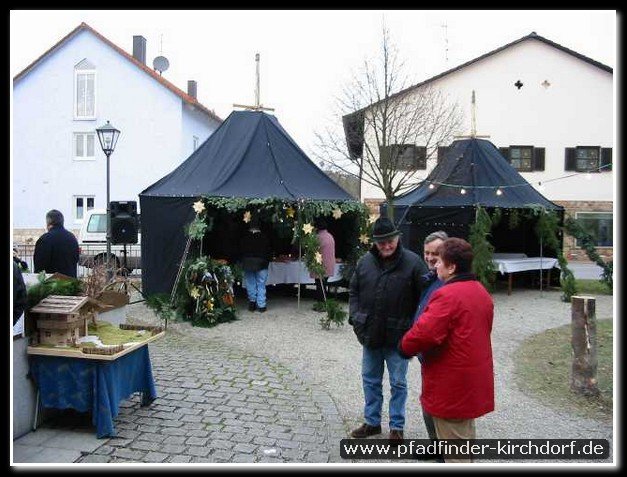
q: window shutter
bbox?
[437,146,449,164]
[379,146,390,169]
[499,147,510,163]
[416,146,427,169]
[600,148,612,172]
[564,147,576,171]
[533,147,545,171]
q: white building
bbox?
[12,22,222,242]
[349,32,613,261]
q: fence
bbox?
[13,243,142,279]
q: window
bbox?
[379,144,426,170]
[576,146,600,172]
[73,132,95,160]
[575,212,613,247]
[565,146,612,172]
[193,136,200,151]
[74,196,95,221]
[508,146,533,172]
[499,145,544,172]
[74,59,96,119]
[87,212,107,233]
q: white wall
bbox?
[181,103,217,160]
[360,39,613,203]
[12,29,219,230]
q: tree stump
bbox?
[570,295,600,397]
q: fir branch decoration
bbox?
[182,256,237,327]
[469,206,497,290]
[145,293,179,323]
[318,298,347,330]
[529,205,578,302]
[27,273,84,309]
[564,217,613,291]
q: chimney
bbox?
[187,80,197,99]
[132,35,146,64]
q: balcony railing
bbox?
[13,243,142,279]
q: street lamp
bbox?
[96,120,121,281]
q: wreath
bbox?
[183,256,236,326]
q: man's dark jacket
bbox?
[238,229,272,272]
[348,243,427,348]
[33,225,79,278]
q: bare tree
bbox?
[314,27,464,218]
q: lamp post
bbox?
[96,120,121,281]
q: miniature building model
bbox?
[29,295,101,346]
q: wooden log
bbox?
[570,295,600,397]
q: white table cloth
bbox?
[266,261,343,286]
[491,254,559,295]
[492,257,559,275]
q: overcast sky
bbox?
[10,10,617,159]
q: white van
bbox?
[78,209,141,272]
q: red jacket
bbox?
[400,276,494,419]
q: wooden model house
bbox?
[29,295,104,346]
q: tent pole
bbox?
[297,201,302,310]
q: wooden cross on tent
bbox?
[453,90,490,139]
[233,53,275,112]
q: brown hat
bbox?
[371,217,401,242]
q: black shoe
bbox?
[350,423,382,438]
[248,302,256,312]
[388,429,404,446]
[258,306,267,313]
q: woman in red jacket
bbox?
[399,237,494,462]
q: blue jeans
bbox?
[361,346,409,431]
[244,269,269,308]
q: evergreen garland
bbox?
[527,205,577,302]
[469,206,497,290]
[174,196,370,327]
[564,217,613,291]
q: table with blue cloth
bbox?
[29,344,157,438]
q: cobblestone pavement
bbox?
[13,287,614,465]
[72,330,345,463]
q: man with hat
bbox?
[348,216,427,441]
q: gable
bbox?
[13,22,222,124]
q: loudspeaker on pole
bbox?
[110,200,139,244]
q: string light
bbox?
[421,162,611,192]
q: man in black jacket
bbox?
[239,217,272,313]
[348,217,427,442]
[33,209,79,278]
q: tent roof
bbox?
[393,138,563,210]
[141,110,353,201]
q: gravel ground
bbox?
[126,286,614,463]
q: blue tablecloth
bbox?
[29,345,157,438]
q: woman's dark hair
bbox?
[437,237,473,274]
[314,217,328,230]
